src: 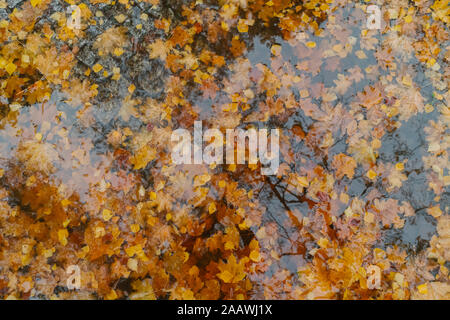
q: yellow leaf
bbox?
[127,258,138,271]
[21,54,30,64]
[58,229,68,246]
[317,237,329,248]
[221,21,229,31]
[417,284,428,295]
[371,139,381,149]
[92,63,103,73]
[434,91,443,100]
[404,15,413,23]
[238,221,249,230]
[131,224,140,233]
[271,44,282,56]
[237,19,248,33]
[402,75,412,87]
[102,209,113,221]
[217,270,233,283]
[425,104,434,113]
[105,290,118,300]
[125,244,142,257]
[367,169,377,180]
[208,202,216,214]
[356,50,367,59]
[61,199,71,207]
[427,58,436,67]
[427,206,442,218]
[364,211,375,224]
[115,14,126,23]
[30,0,42,7]
[395,162,404,171]
[340,192,349,204]
[332,44,343,53]
[296,176,309,188]
[131,145,156,170]
[114,48,124,56]
[249,250,260,262]
[300,89,309,98]
[5,62,16,75]
[149,39,170,61]
[244,89,254,99]
[34,133,43,141]
[224,241,234,250]
[194,173,211,187]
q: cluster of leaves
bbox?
[0,0,448,300]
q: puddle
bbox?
[0,0,448,299]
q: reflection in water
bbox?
[0,0,448,299]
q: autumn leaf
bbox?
[216,255,246,284]
[332,154,357,179]
[148,39,170,61]
[130,145,156,170]
[93,27,128,55]
[0,0,448,301]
